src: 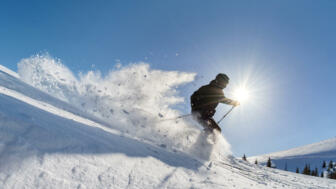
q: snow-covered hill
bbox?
[249,138,336,175]
[0,58,335,188]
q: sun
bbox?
[233,87,250,103]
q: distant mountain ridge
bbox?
[249,137,336,174]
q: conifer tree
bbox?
[332,172,336,179]
[302,164,307,175]
[302,164,311,175]
[311,169,315,176]
[321,171,324,178]
[284,162,288,171]
[307,164,311,175]
[329,160,333,169]
[322,160,326,168]
[327,172,332,179]
[296,167,299,173]
[242,154,247,161]
[311,168,318,176]
[266,157,272,168]
[314,167,318,177]
[329,172,336,179]
[254,159,258,165]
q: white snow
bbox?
[249,138,336,174]
[0,65,19,79]
[17,54,209,155]
[0,59,335,188]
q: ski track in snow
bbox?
[0,65,336,188]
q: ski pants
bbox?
[192,110,221,133]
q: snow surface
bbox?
[249,137,336,175]
[0,65,19,79]
[0,57,335,188]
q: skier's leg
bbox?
[208,118,221,133]
[199,117,220,134]
[199,119,212,132]
[192,110,220,133]
[192,110,210,130]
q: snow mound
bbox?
[17,54,231,160]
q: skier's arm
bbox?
[219,97,240,106]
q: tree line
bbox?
[242,154,336,179]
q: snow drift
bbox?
[17,54,231,160]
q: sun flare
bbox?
[233,87,250,103]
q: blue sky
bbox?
[1,0,336,156]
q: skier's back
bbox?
[191,73,239,132]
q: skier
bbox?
[191,73,239,133]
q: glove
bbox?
[232,100,240,107]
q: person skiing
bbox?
[191,73,239,133]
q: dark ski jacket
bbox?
[191,80,234,115]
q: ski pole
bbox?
[159,114,192,121]
[134,107,192,122]
[217,106,235,124]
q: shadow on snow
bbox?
[0,94,203,171]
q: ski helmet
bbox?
[212,73,229,88]
[215,73,229,84]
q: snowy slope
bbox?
[0,63,335,188]
[0,65,19,79]
[249,138,336,174]
[0,63,112,129]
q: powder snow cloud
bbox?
[17,54,231,159]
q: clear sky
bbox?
[1,0,336,157]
